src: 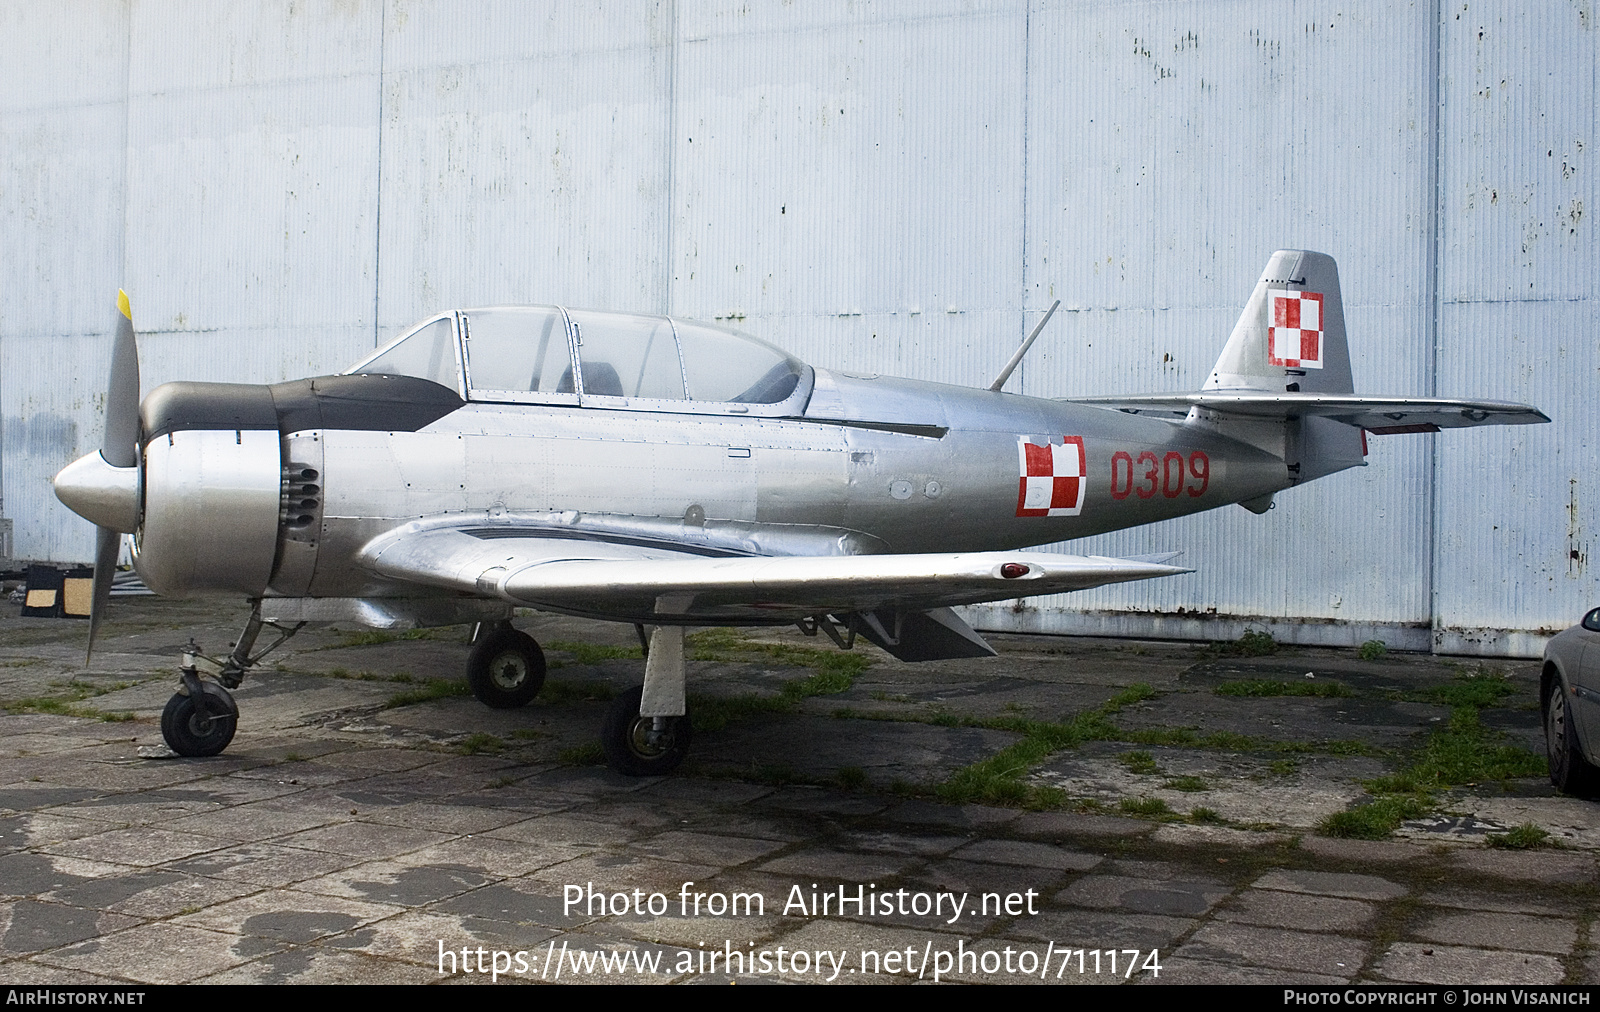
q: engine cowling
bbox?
[135,428,283,596]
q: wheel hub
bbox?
[627,717,677,758]
[489,653,529,690]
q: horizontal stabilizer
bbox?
[1067,393,1549,430]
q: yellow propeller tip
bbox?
[117,290,131,321]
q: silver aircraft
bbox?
[53,250,1548,773]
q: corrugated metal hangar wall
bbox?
[0,1,1593,656]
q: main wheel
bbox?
[601,685,692,776]
[467,628,546,709]
[161,684,238,757]
[1545,678,1599,796]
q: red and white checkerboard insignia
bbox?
[1267,290,1324,369]
[1016,436,1086,518]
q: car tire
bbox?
[467,628,546,708]
[1545,679,1600,797]
[601,685,692,776]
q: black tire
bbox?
[601,684,692,776]
[1545,678,1600,796]
[160,685,238,757]
[467,628,546,708]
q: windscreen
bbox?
[358,317,459,389]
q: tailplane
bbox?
[1066,250,1546,492]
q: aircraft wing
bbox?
[356,523,1189,622]
[1067,393,1550,432]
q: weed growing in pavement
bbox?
[383,678,472,708]
[457,732,505,755]
[836,766,867,790]
[1189,807,1224,824]
[1119,796,1175,818]
[1486,823,1553,849]
[548,641,643,665]
[1320,698,1544,840]
[685,629,870,732]
[1214,679,1354,699]
[1359,640,1388,661]
[558,742,605,765]
[1118,750,1160,775]
[1162,775,1210,792]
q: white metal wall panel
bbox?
[0,1,130,563]
[670,2,1027,388]
[1432,1,1597,654]
[1,0,1590,656]
[122,1,383,390]
[977,0,1439,643]
[375,1,672,336]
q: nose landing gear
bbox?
[159,601,304,758]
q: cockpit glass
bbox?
[462,307,572,395]
[358,317,458,388]
[568,311,686,400]
[673,321,803,403]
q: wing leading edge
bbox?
[357,524,1190,624]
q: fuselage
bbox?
[127,368,1288,603]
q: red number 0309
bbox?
[1110,450,1209,500]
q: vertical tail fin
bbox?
[1206,250,1353,395]
[1197,250,1365,483]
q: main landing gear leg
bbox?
[602,625,692,776]
[160,601,305,758]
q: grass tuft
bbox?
[1359,639,1389,661]
[1162,775,1210,792]
[383,679,471,708]
[558,742,605,765]
[1119,796,1175,817]
[1118,750,1159,775]
[1215,679,1354,699]
[1487,823,1552,849]
[836,765,867,790]
[456,732,504,755]
[536,680,614,704]
[548,641,644,665]
[1189,806,1223,824]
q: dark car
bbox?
[1542,607,1600,795]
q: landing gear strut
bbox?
[601,623,692,776]
[159,601,304,757]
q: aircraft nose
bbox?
[54,450,140,533]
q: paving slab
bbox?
[1174,921,1366,975]
[1214,888,1376,934]
[1057,875,1232,917]
[1375,941,1567,985]
[1411,909,1578,954]
[0,598,1594,985]
[1252,869,1408,901]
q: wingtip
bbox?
[117,289,131,321]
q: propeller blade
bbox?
[88,291,140,663]
[87,526,120,663]
[103,290,139,469]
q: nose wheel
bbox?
[161,671,238,757]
